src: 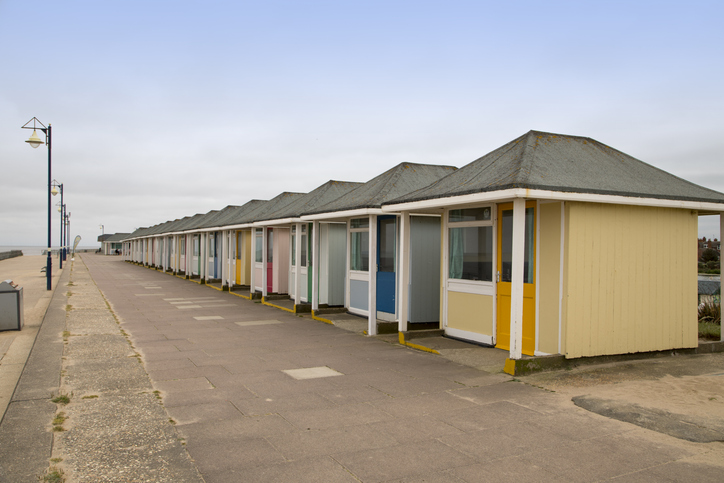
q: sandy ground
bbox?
[0,255,64,417]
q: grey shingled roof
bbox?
[388,131,724,205]
[103,233,130,242]
[258,180,364,222]
[198,200,268,229]
[194,205,241,230]
[303,163,457,216]
[225,192,306,225]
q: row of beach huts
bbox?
[121,130,724,362]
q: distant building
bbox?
[98,233,130,255]
[698,237,721,259]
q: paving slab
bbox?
[49,254,724,481]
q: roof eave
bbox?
[383,188,724,212]
[301,207,386,221]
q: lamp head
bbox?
[25,129,44,148]
[51,186,59,196]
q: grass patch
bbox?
[52,412,67,426]
[699,321,721,341]
[65,304,73,311]
[81,395,98,399]
[51,394,71,405]
[42,466,65,482]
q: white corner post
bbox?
[261,227,268,298]
[368,214,378,336]
[312,221,320,313]
[509,198,526,360]
[228,231,233,288]
[221,231,228,287]
[294,222,302,306]
[398,212,411,333]
[249,229,256,294]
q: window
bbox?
[350,218,369,271]
[301,224,308,267]
[193,236,199,257]
[255,229,263,262]
[181,237,186,255]
[448,207,493,281]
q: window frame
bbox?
[446,206,494,290]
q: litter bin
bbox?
[0,280,24,331]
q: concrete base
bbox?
[504,341,724,376]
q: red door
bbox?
[266,228,274,293]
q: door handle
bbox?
[496,271,500,282]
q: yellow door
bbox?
[235,231,243,285]
[496,202,536,355]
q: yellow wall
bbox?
[447,292,493,335]
[563,202,698,358]
[538,202,562,354]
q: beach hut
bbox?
[302,163,457,335]
[384,130,724,362]
[254,180,363,311]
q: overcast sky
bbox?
[1,0,722,247]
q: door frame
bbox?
[496,201,536,356]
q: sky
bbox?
[1,0,722,247]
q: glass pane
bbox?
[525,207,534,284]
[501,209,513,282]
[351,231,369,271]
[449,226,493,281]
[449,207,491,222]
[291,234,296,265]
[379,218,396,272]
[267,230,273,263]
[255,232,262,262]
[301,234,307,266]
[236,233,242,258]
[500,208,534,284]
[351,218,369,229]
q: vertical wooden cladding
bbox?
[538,202,562,355]
[564,202,698,358]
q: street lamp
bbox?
[22,117,53,291]
[66,212,72,259]
[52,180,64,268]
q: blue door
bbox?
[376,216,396,314]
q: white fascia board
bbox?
[301,208,386,221]
[253,217,298,227]
[383,188,724,212]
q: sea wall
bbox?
[0,250,23,261]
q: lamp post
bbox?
[52,180,64,268]
[22,117,52,291]
[99,224,105,254]
[62,204,67,262]
[66,212,71,259]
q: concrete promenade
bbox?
[1,254,724,481]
